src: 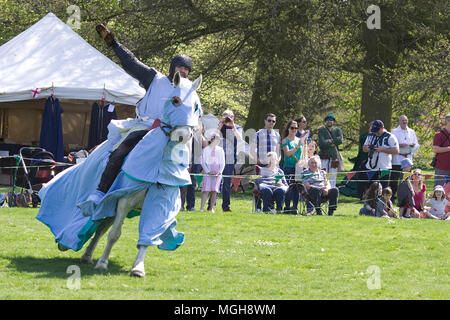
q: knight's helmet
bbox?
[169,54,192,79]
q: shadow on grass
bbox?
[4,255,128,278]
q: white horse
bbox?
[75,72,201,277]
[79,189,147,276]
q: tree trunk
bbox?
[359,24,399,134]
[360,69,393,133]
[244,56,287,132]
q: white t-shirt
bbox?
[427,198,449,217]
[391,126,419,165]
[364,131,399,170]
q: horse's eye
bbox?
[194,102,199,112]
[171,96,182,106]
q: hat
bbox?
[445,114,450,121]
[401,158,413,169]
[371,120,384,133]
[433,185,444,193]
[324,113,336,121]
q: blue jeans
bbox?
[260,185,287,212]
[359,207,376,216]
[186,164,202,210]
[221,164,235,210]
[283,166,299,210]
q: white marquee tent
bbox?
[0,12,145,150]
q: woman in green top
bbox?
[281,120,302,213]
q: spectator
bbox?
[425,185,450,220]
[432,114,450,187]
[317,113,343,188]
[295,115,311,145]
[390,115,420,201]
[410,169,427,218]
[250,113,281,167]
[182,117,208,211]
[200,133,225,212]
[396,158,415,218]
[301,155,339,216]
[375,187,399,218]
[362,120,399,191]
[307,140,318,158]
[258,152,289,214]
[359,181,382,216]
[217,110,243,212]
[281,120,302,214]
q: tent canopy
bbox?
[0,12,145,105]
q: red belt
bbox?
[150,118,161,130]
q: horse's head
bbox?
[162,72,203,144]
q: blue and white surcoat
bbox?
[36,72,202,251]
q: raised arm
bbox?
[112,42,157,90]
[96,24,156,90]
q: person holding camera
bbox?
[361,120,399,191]
[216,110,243,212]
[317,113,343,188]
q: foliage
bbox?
[0,0,448,166]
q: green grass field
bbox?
[0,190,448,300]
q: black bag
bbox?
[430,155,437,168]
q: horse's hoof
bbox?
[94,260,108,270]
[130,268,145,278]
[130,262,145,278]
[57,243,69,252]
[80,255,93,264]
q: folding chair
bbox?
[251,165,275,213]
[297,182,329,215]
[251,165,263,213]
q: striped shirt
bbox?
[251,128,281,165]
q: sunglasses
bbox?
[266,119,276,123]
[289,127,298,130]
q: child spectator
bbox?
[359,182,382,216]
[307,140,318,158]
[200,133,225,213]
[424,185,450,220]
[396,158,414,218]
[375,187,399,218]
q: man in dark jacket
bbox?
[317,113,343,188]
[87,24,194,203]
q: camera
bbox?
[224,116,232,124]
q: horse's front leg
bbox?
[94,199,129,270]
[80,217,114,264]
[130,245,148,277]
